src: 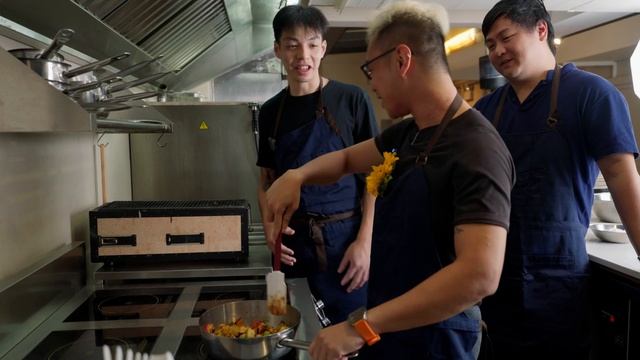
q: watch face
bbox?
[348,306,367,325]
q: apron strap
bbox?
[292,210,358,272]
[492,64,562,129]
[547,64,562,128]
[415,93,463,164]
[270,80,336,151]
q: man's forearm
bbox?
[294,139,381,186]
[599,154,640,256]
[355,191,375,245]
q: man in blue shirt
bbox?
[475,0,640,358]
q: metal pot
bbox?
[199,300,310,360]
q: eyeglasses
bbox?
[360,47,396,80]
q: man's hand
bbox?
[338,237,370,292]
[309,322,364,360]
[266,169,303,242]
[264,221,297,266]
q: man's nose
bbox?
[493,42,506,57]
[297,45,310,58]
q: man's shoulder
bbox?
[562,63,618,92]
[261,89,287,111]
[326,80,366,97]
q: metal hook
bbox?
[156,133,168,148]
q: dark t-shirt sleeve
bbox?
[451,121,514,229]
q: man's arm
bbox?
[365,223,506,333]
[309,223,507,358]
[598,153,640,256]
[266,139,382,240]
[338,191,375,292]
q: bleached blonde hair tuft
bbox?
[367,1,450,44]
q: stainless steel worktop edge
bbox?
[586,230,640,280]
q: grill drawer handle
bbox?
[99,235,137,246]
[166,233,205,245]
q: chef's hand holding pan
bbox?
[309,321,364,360]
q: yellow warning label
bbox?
[199,121,208,130]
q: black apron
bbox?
[271,83,367,323]
[361,95,481,359]
[481,65,591,359]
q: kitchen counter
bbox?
[586,230,640,280]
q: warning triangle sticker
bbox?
[199,121,208,130]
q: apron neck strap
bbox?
[492,64,562,129]
[415,93,463,164]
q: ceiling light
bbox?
[445,28,480,55]
[553,38,562,46]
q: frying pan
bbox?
[199,300,309,359]
[199,300,358,359]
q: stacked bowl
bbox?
[590,192,629,243]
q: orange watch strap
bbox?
[354,319,381,345]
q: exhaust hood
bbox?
[0,0,280,91]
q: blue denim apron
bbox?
[269,84,366,323]
[361,95,481,359]
[482,66,591,359]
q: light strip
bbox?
[445,28,479,55]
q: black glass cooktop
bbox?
[191,285,265,318]
[64,288,181,322]
[24,327,161,360]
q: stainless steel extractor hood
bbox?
[0,0,280,91]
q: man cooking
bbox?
[265,2,514,359]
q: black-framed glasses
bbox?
[360,47,396,80]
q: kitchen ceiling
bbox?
[0,0,637,91]
[311,0,640,55]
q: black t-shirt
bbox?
[375,108,515,264]
[256,80,378,170]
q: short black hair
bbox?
[272,5,328,43]
[482,0,556,54]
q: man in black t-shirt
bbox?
[264,2,514,359]
[256,5,379,324]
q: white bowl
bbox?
[593,192,621,223]
[590,223,628,243]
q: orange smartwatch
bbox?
[347,307,381,346]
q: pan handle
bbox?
[278,338,359,358]
[38,28,75,59]
[63,52,131,78]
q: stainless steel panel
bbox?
[0,242,85,358]
[129,103,261,220]
[0,47,92,132]
[76,0,231,71]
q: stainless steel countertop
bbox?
[586,229,640,280]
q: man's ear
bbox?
[536,20,548,42]
[396,44,412,77]
[321,39,327,58]
[274,41,282,59]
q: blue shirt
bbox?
[475,63,638,227]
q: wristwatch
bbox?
[347,307,380,346]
